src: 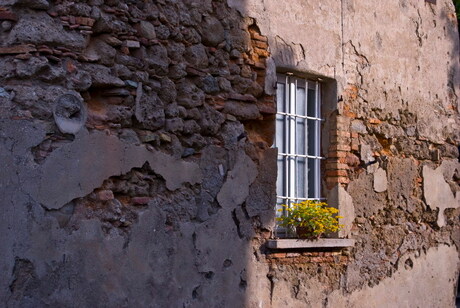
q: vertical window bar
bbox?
[288,76,296,204]
[315,81,321,198]
[304,80,308,199]
[304,80,309,199]
[293,77,298,203]
[283,75,289,209]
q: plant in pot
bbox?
[276,200,343,239]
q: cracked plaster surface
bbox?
[423,163,460,227]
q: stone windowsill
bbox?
[266,238,355,249]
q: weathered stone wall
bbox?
[0,0,459,307]
[0,0,277,307]
[230,0,460,306]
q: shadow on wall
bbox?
[0,0,281,307]
[442,0,460,118]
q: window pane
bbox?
[297,157,306,198]
[275,115,285,152]
[307,119,318,156]
[307,88,316,117]
[276,197,286,218]
[307,158,316,198]
[296,86,306,116]
[276,157,285,197]
[307,158,321,199]
[296,118,306,155]
[276,83,285,113]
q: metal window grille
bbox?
[274,74,325,221]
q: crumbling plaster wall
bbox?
[0,0,459,308]
[230,0,460,306]
[0,0,276,307]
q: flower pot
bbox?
[296,226,321,239]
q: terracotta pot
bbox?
[296,226,321,239]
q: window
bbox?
[275,73,325,217]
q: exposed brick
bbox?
[0,45,36,55]
[0,10,17,21]
[286,252,301,258]
[131,197,151,205]
[328,151,348,158]
[325,170,348,177]
[254,47,269,58]
[268,253,287,259]
[250,32,268,42]
[325,162,349,170]
[253,40,268,49]
[329,144,352,152]
[368,118,381,124]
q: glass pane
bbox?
[307,88,316,117]
[307,158,316,198]
[276,157,285,198]
[296,157,306,198]
[307,119,318,156]
[276,197,287,218]
[275,115,285,152]
[296,86,306,116]
[295,118,306,155]
[276,83,285,113]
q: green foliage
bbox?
[277,200,343,238]
[455,0,460,20]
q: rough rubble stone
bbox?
[201,16,225,47]
[7,13,86,49]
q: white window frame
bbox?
[274,73,325,219]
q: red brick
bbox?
[325,162,349,170]
[328,151,347,158]
[0,11,17,21]
[325,170,348,177]
[329,144,351,152]
[368,118,381,124]
[268,253,286,259]
[253,40,268,49]
[250,32,268,42]
[0,45,36,55]
[131,197,151,205]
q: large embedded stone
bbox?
[7,13,85,49]
[137,21,156,40]
[53,94,87,135]
[81,64,124,88]
[373,168,387,193]
[327,185,355,238]
[201,16,225,46]
[134,91,165,131]
[83,38,116,65]
[223,100,261,120]
[184,44,209,69]
[176,79,205,108]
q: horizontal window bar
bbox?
[277,153,325,160]
[276,112,324,121]
[276,196,327,201]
